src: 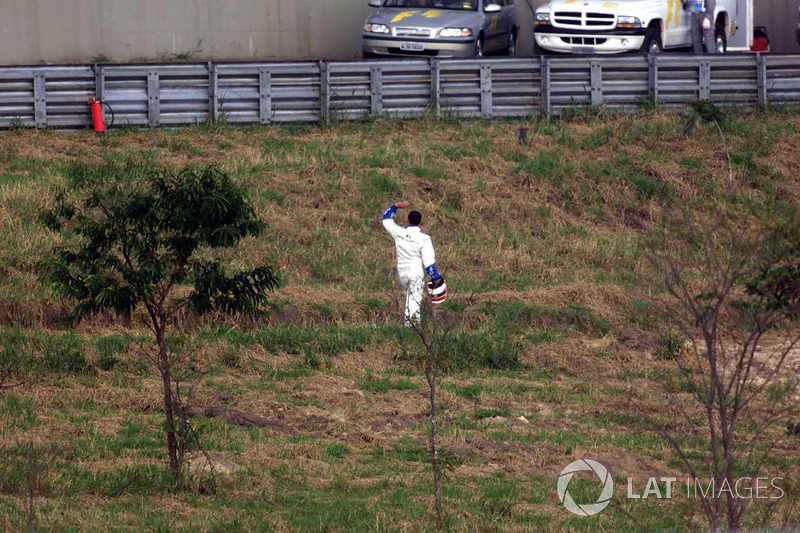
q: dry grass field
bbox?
[0,109,799,531]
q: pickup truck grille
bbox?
[553,11,582,25]
[553,11,616,29]
[395,27,432,37]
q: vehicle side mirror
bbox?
[368,0,382,7]
[484,4,502,13]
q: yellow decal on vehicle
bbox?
[489,15,499,34]
[666,0,673,29]
[423,10,446,18]
[391,10,420,23]
[602,2,618,8]
[667,0,680,29]
[564,0,579,3]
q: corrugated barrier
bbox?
[0,55,796,129]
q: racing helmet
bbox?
[427,277,448,305]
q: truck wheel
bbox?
[475,35,485,58]
[640,30,662,55]
[714,25,727,54]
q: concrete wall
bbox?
[0,0,795,65]
[0,0,375,63]
[755,0,800,53]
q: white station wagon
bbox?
[363,0,520,58]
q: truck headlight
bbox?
[535,12,551,25]
[364,23,390,34]
[617,16,642,29]
[438,28,472,38]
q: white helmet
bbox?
[427,277,448,305]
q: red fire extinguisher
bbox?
[88,98,108,133]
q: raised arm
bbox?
[382,201,409,239]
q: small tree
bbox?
[647,220,800,532]
[406,298,452,531]
[40,160,280,485]
[399,290,471,531]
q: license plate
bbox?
[573,46,595,54]
[400,42,425,51]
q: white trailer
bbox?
[726,0,754,51]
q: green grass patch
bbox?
[363,170,401,195]
[203,325,377,358]
[454,383,486,400]
[358,370,417,393]
[0,329,92,375]
[438,330,522,372]
[324,442,351,459]
[481,301,612,337]
[475,407,511,419]
[513,150,563,180]
[0,395,36,429]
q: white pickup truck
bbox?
[533,0,737,55]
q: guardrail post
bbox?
[541,57,551,117]
[208,62,218,122]
[95,64,105,102]
[320,61,330,123]
[431,59,441,117]
[480,63,493,119]
[699,60,711,100]
[756,54,768,109]
[590,61,603,108]
[370,65,383,117]
[33,72,47,128]
[648,55,659,106]
[147,70,160,127]
[259,68,272,125]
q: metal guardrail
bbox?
[0,55,798,129]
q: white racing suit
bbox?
[382,205,440,326]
